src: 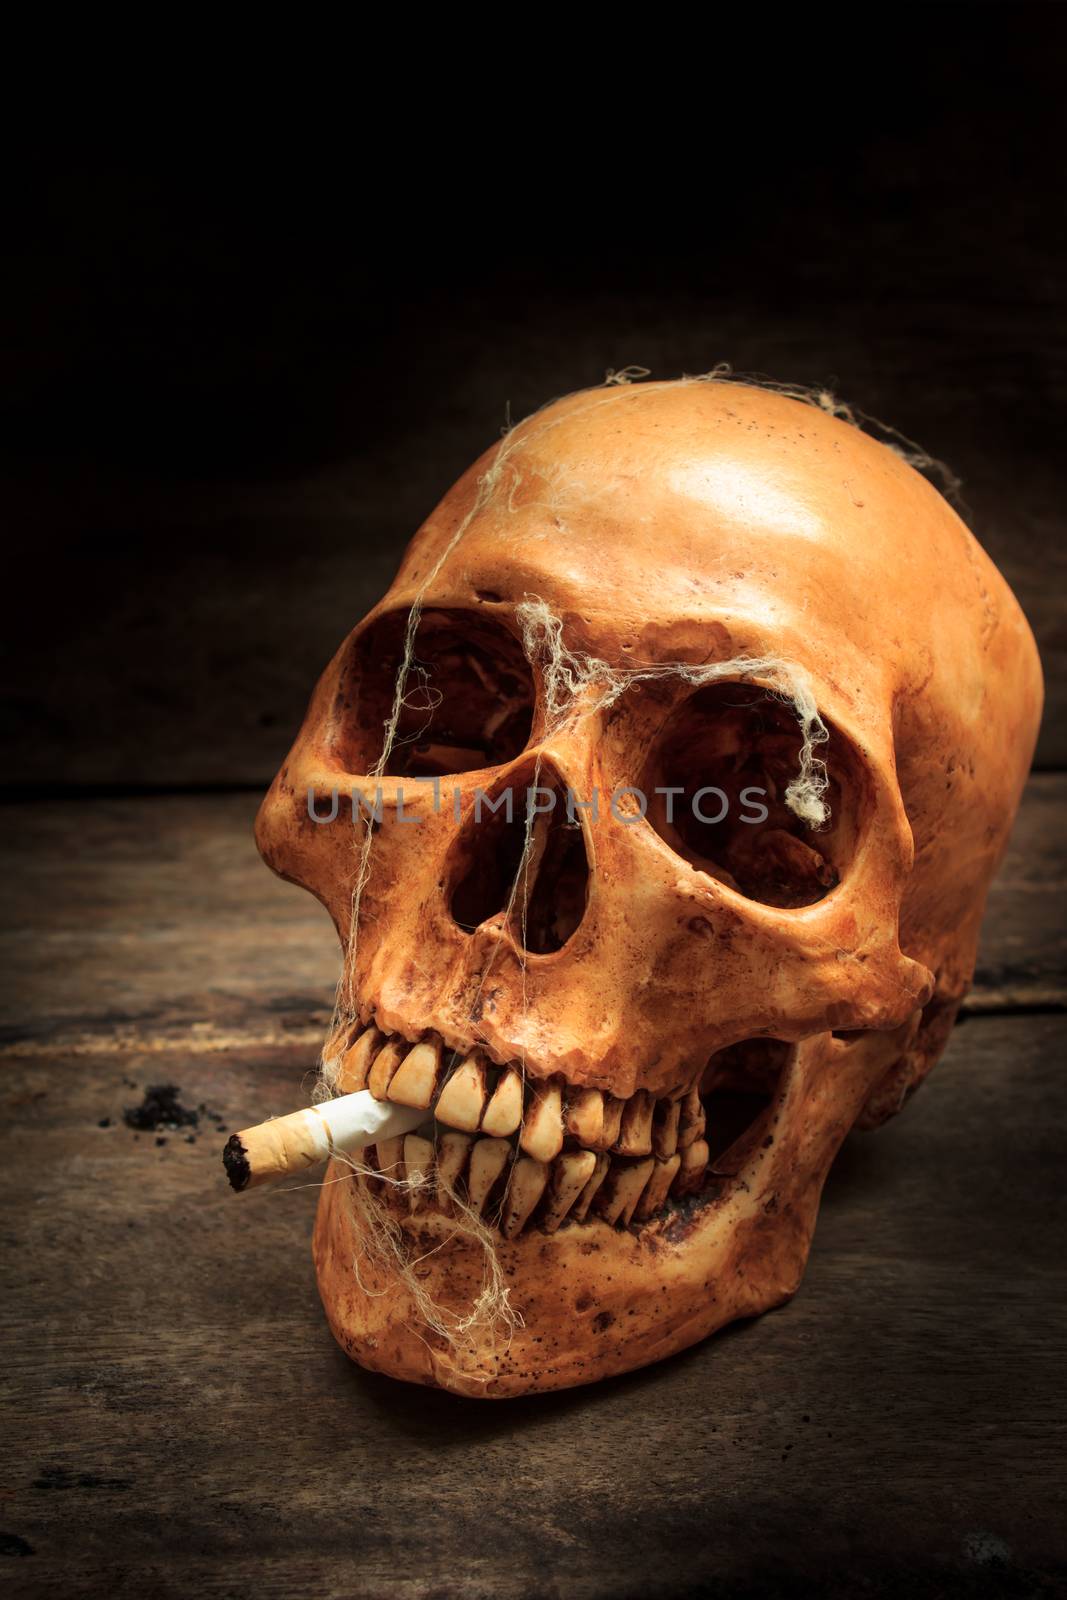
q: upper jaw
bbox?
[323,1018,789,1238]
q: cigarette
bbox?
[223,1090,426,1192]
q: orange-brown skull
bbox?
[256,378,1042,1397]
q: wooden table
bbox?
[2,781,1064,1598]
[5,63,1066,1587]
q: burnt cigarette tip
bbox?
[223,1133,251,1192]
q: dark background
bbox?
[3,8,1066,1598]
[4,7,1066,789]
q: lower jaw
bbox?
[312,1031,881,1396]
[312,1139,818,1398]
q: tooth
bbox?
[570,1152,610,1222]
[541,1150,597,1233]
[652,1098,681,1160]
[595,1158,655,1227]
[468,1137,511,1215]
[615,1090,654,1157]
[481,1066,523,1137]
[434,1054,487,1131]
[501,1157,549,1238]
[564,1087,604,1148]
[374,1134,406,1182]
[435,1131,473,1211]
[402,1134,434,1211]
[386,1038,442,1109]
[673,1137,710,1196]
[634,1153,682,1220]
[368,1037,408,1101]
[519,1082,564,1163]
[677,1085,706,1150]
[600,1095,625,1148]
[336,1026,384,1093]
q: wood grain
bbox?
[0,784,1064,1594]
[2,1022,1064,1597]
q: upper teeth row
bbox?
[331,1025,712,1233]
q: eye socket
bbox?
[334,608,535,776]
[642,682,862,909]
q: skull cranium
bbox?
[256,378,1042,1396]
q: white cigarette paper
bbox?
[224,1090,425,1192]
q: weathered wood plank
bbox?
[973,771,1067,1005]
[0,793,338,1052]
[1,1014,1064,1597]
[1,770,1062,1593]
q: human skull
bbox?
[256,378,1042,1397]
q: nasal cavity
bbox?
[448,766,591,954]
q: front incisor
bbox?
[434,1055,487,1132]
[435,1131,472,1211]
[374,1134,405,1180]
[402,1134,434,1211]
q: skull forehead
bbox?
[396,381,974,667]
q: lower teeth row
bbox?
[365,1127,711,1237]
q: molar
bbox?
[634,1154,682,1220]
[677,1085,706,1150]
[673,1137,710,1196]
[652,1098,681,1160]
[596,1158,655,1227]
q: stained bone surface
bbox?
[252,377,1042,1397]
